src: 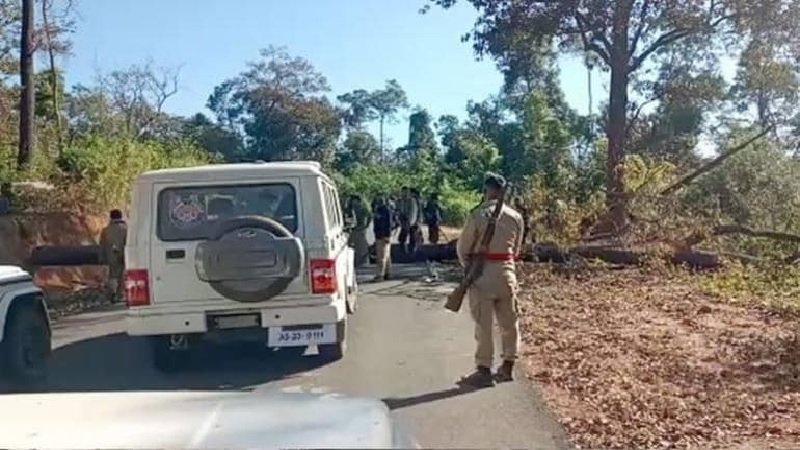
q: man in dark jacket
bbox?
[372,194,394,281]
[347,195,372,266]
[513,197,532,245]
[408,188,423,253]
[424,192,443,244]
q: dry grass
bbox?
[517,263,800,449]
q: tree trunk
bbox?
[605,2,632,232]
[379,116,385,163]
[17,0,35,170]
[41,0,63,158]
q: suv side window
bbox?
[322,182,337,230]
[332,189,344,229]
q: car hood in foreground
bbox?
[0,390,413,449]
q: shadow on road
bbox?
[382,385,480,410]
[17,333,330,394]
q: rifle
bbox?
[445,189,506,312]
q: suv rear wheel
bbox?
[2,304,50,385]
[151,335,191,373]
[317,319,346,361]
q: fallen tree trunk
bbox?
[29,245,101,266]
[712,224,800,243]
[533,243,723,269]
[370,241,725,269]
[681,224,800,253]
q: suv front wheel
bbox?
[2,304,51,385]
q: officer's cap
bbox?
[483,172,506,190]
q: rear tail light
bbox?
[124,269,151,307]
[310,259,337,294]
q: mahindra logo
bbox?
[237,229,257,239]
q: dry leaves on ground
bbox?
[517,264,800,449]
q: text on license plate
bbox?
[268,324,336,347]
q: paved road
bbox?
[33,265,567,449]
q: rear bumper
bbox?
[126,302,345,336]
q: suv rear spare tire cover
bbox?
[195,216,304,302]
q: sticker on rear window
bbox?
[168,194,205,229]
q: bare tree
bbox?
[97,61,181,138]
[18,0,34,169]
[40,0,74,157]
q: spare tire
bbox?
[195,216,304,303]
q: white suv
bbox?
[124,161,357,372]
[0,265,51,386]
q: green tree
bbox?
[629,61,727,169]
[338,79,409,156]
[337,89,376,129]
[405,108,437,154]
[207,46,342,165]
[731,39,799,129]
[431,0,800,230]
[370,79,409,155]
[181,113,244,161]
[336,130,380,171]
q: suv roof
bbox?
[0,265,29,282]
[137,161,328,183]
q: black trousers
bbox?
[398,225,420,253]
[428,223,440,244]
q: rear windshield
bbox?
[157,183,297,241]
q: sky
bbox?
[60,0,604,148]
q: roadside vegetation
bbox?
[2,0,800,448]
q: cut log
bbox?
[671,250,721,268]
[532,243,722,269]
[368,242,458,264]
[30,245,101,266]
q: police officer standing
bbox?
[372,194,394,281]
[424,192,443,244]
[456,173,523,387]
[347,195,372,267]
[100,209,128,303]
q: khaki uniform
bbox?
[100,219,127,302]
[348,201,372,267]
[456,200,524,368]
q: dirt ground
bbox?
[516,264,800,449]
[0,213,106,292]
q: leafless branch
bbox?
[629,0,650,58]
[625,97,659,138]
[630,28,690,72]
[575,12,610,66]
[661,125,775,196]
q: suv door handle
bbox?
[166,249,185,260]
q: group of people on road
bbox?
[97,171,527,390]
[353,173,533,388]
[344,187,443,281]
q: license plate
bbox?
[213,314,260,329]
[268,324,336,347]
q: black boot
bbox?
[495,360,514,382]
[457,366,494,388]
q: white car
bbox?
[124,161,357,372]
[0,265,51,385]
[0,390,416,448]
